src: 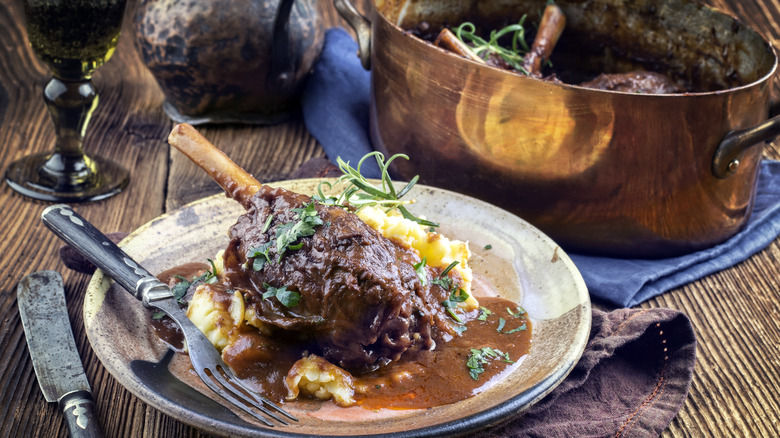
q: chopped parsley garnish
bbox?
[472,304,528,334]
[441,288,470,323]
[432,261,459,290]
[432,275,453,291]
[477,307,492,321]
[248,243,273,271]
[453,324,467,335]
[248,202,323,270]
[484,244,493,250]
[275,203,323,258]
[261,214,274,233]
[170,275,190,304]
[504,324,527,334]
[413,257,428,285]
[507,306,526,317]
[434,261,467,322]
[194,259,219,285]
[262,283,301,307]
[151,262,217,320]
[466,347,514,380]
[499,306,528,333]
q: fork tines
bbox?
[162,297,297,427]
[202,362,298,427]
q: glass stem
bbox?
[41,76,99,186]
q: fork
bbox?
[41,204,297,427]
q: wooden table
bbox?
[1,0,778,436]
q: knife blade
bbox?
[17,270,104,438]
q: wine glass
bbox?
[5,0,130,202]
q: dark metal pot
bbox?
[336,0,779,258]
[134,0,323,125]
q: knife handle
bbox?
[41,204,170,304]
[60,390,104,438]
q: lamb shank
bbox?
[168,124,457,371]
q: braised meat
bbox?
[220,185,455,371]
[421,4,689,94]
[580,71,684,94]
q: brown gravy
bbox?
[152,263,532,410]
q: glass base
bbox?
[5,152,129,202]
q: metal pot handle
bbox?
[333,0,372,70]
[712,114,780,178]
[268,0,297,93]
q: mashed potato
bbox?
[357,205,476,309]
[285,355,356,406]
[186,286,241,351]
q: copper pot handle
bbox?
[713,114,780,178]
[333,0,372,69]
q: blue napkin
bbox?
[301,28,380,178]
[568,162,780,307]
[302,28,780,308]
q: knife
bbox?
[17,270,104,438]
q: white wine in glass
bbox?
[5,0,130,202]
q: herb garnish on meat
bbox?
[413,257,428,285]
[262,283,301,308]
[248,202,323,270]
[315,152,439,228]
[453,18,531,74]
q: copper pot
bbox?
[335,0,779,258]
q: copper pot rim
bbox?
[372,1,779,97]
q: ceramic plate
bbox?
[84,179,591,437]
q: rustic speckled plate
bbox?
[84,179,591,437]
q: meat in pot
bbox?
[580,71,684,93]
[419,3,687,94]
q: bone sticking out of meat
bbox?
[168,123,261,209]
[434,28,486,64]
[523,3,566,77]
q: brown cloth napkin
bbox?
[477,307,696,437]
[60,157,697,437]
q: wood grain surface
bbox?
[1,0,779,437]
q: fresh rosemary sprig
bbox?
[316,152,438,228]
[453,18,531,74]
